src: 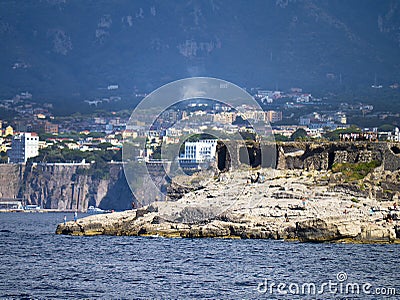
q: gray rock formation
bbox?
[56,167,400,244]
[296,217,362,242]
[0,163,133,211]
[0,164,24,199]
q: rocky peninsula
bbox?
[56,162,400,243]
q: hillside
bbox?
[1,0,400,106]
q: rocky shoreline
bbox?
[56,168,400,243]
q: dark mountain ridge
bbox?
[1,0,400,106]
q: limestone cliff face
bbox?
[0,163,133,211]
[0,164,25,199]
[23,164,91,210]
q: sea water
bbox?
[0,213,399,299]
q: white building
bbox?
[384,127,400,142]
[165,128,182,137]
[213,112,237,124]
[265,110,283,123]
[179,139,218,167]
[9,132,39,163]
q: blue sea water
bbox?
[0,212,399,299]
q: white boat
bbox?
[87,206,105,214]
[24,205,41,211]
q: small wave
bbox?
[319,257,333,261]
[1,293,32,299]
[234,280,254,286]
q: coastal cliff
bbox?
[0,163,133,211]
[2,141,400,215]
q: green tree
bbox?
[0,151,8,163]
[88,132,106,138]
[274,134,289,142]
[323,126,361,141]
[290,128,308,141]
[98,142,113,150]
[239,131,256,141]
[378,124,395,132]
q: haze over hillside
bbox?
[1,0,400,107]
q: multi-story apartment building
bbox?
[9,132,39,163]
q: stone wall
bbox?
[215,141,400,172]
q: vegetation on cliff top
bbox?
[332,160,381,182]
[28,147,122,180]
[31,146,121,164]
[323,126,361,141]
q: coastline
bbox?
[0,209,80,213]
[0,209,95,214]
[55,168,400,244]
